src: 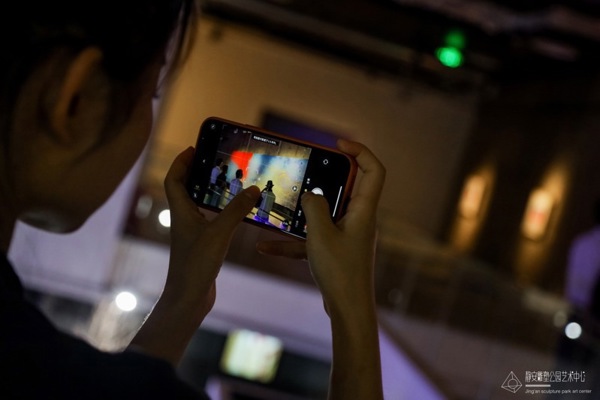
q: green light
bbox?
[436,46,463,68]
[445,30,466,49]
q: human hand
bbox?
[256,140,385,398]
[131,147,260,365]
[163,147,260,321]
[257,140,386,312]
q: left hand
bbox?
[163,147,260,321]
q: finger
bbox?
[256,240,307,260]
[302,192,337,238]
[164,147,199,219]
[211,186,260,233]
[337,139,386,213]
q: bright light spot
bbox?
[565,322,582,340]
[521,188,554,240]
[115,291,137,312]
[436,47,463,68]
[158,209,171,228]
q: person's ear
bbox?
[50,47,104,144]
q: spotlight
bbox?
[565,322,582,340]
[158,209,171,228]
[115,291,137,312]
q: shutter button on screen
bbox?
[311,187,324,196]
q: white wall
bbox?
[151,16,478,236]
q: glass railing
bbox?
[375,222,599,399]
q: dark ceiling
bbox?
[199,0,600,90]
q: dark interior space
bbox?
[8,0,600,399]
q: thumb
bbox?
[212,186,260,232]
[301,192,337,238]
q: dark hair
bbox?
[235,169,243,179]
[0,0,195,138]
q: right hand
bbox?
[258,140,386,399]
[257,140,386,312]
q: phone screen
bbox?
[187,117,356,238]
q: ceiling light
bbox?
[115,291,137,312]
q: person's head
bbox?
[265,180,274,191]
[235,169,243,179]
[215,158,223,167]
[221,165,229,174]
[0,0,195,233]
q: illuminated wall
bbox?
[443,73,600,292]
[449,163,496,253]
[150,16,478,237]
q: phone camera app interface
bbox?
[192,121,313,236]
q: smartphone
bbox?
[186,117,357,239]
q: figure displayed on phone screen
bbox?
[256,180,276,224]
[226,169,245,206]
[207,158,224,206]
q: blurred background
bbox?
[8,0,600,399]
